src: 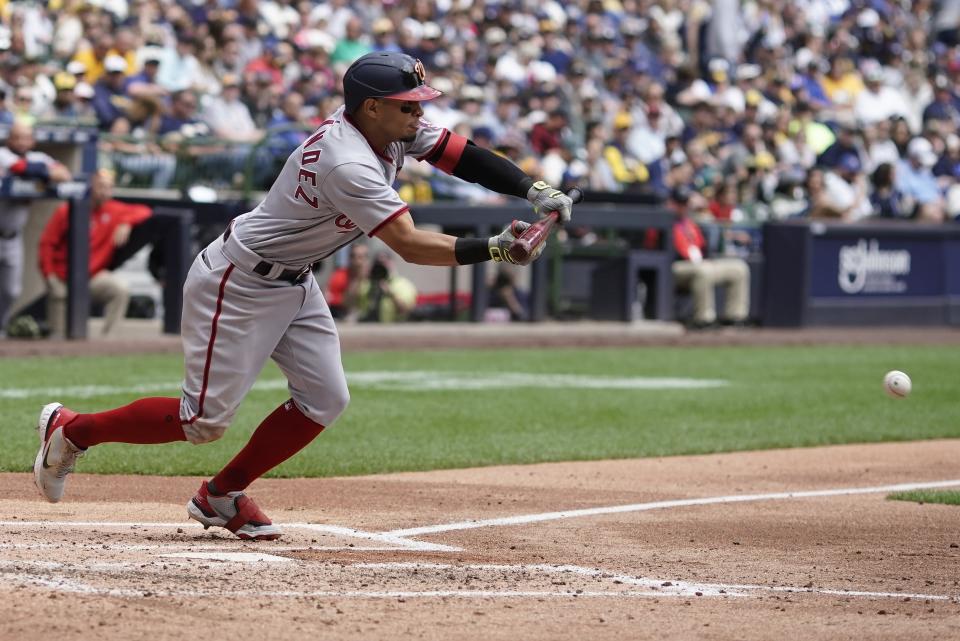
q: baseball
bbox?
[883,370,911,398]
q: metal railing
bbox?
[96,123,317,199]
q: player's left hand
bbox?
[488,220,544,265]
[527,180,573,223]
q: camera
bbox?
[370,259,388,282]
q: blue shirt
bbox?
[895,160,942,204]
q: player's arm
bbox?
[376,211,538,267]
[327,163,538,267]
[420,131,574,223]
[376,211,536,266]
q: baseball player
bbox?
[33,52,575,540]
[0,120,73,336]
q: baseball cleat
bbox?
[186,480,282,541]
[33,402,84,503]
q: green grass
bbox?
[2,345,957,477]
[887,490,960,506]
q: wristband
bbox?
[454,237,492,265]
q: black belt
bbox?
[222,225,311,285]
[0,230,18,240]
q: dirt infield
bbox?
[3,440,960,640]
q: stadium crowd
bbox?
[1,0,960,224]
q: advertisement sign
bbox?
[809,237,945,298]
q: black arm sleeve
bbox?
[425,139,532,198]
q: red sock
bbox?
[63,397,186,449]
[211,400,325,494]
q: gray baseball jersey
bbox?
[232,106,467,266]
[178,108,468,441]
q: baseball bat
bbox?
[507,187,583,263]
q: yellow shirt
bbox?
[72,49,137,84]
[820,73,864,106]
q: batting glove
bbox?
[488,220,543,265]
[527,180,573,223]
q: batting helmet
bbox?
[343,52,442,113]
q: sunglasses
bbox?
[379,99,416,114]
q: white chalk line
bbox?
[385,479,960,538]
[0,371,726,399]
[5,480,960,602]
[0,542,401,552]
[0,520,456,552]
[0,559,953,602]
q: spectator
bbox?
[155,31,201,93]
[370,18,401,53]
[360,253,417,323]
[71,33,115,85]
[604,112,650,192]
[890,117,914,156]
[107,95,177,189]
[326,242,369,321]
[326,245,416,323]
[819,152,873,221]
[897,137,947,222]
[708,179,742,222]
[38,169,151,338]
[854,61,909,125]
[125,53,167,101]
[861,120,901,173]
[0,120,72,336]
[933,133,960,185]
[10,85,38,125]
[487,267,527,322]
[820,55,864,114]
[91,54,131,130]
[529,109,567,155]
[158,90,210,140]
[870,163,909,219]
[922,75,960,131]
[817,122,861,170]
[38,72,92,122]
[201,73,261,142]
[667,186,750,329]
[331,16,372,66]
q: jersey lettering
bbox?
[303,120,335,148]
[295,184,319,208]
[298,168,317,186]
[301,150,322,165]
[335,214,357,233]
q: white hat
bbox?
[66,60,87,75]
[484,27,507,45]
[736,64,761,81]
[74,81,94,99]
[422,22,442,40]
[104,54,128,73]
[907,137,937,167]
[708,58,730,79]
[430,76,454,95]
[459,85,485,102]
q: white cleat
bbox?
[33,402,84,503]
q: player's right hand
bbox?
[488,220,543,265]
